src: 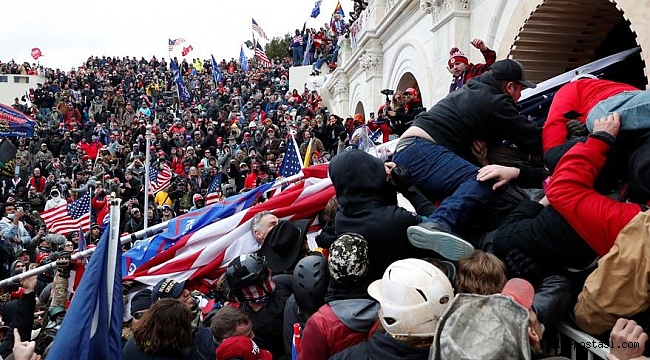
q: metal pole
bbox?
[0,173,310,287]
[144,124,152,230]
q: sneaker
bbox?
[407,222,474,261]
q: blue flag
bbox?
[170,60,190,104]
[47,218,122,360]
[211,54,223,85]
[240,46,249,71]
[122,182,274,277]
[207,174,222,193]
[310,0,322,18]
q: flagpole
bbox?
[107,197,122,314]
[144,124,152,230]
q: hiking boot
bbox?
[407,222,474,261]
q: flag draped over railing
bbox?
[123,166,332,292]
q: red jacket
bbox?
[546,135,642,256]
[543,79,637,152]
[92,196,109,226]
[298,304,369,360]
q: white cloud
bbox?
[1,0,354,70]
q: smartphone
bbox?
[370,112,375,120]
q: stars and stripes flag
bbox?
[148,164,173,194]
[205,175,222,206]
[279,134,303,177]
[252,18,268,40]
[168,38,186,51]
[123,165,332,292]
[255,42,272,68]
[40,191,91,235]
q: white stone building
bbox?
[324,0,649,118]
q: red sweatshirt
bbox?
[543,79,637,152]
[546,135,642,256]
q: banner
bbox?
[0,103,36,138]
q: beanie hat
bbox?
[328,233,369,284]
[448,47,469,68]
[131,289,153,315]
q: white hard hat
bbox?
[368,258,454,337]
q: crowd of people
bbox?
[1,33,650,360]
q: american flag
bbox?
[168,38,185,51]
[168,38,186,51]
[41,191,91,235]
[255,43,272,68]
[149,164,173,194]
[252,18,268,40]
[279,134,303,177]
[205,174,222,206]
[123,165,332,292]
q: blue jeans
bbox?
[292,46,304,66]
[393,138,492,233]
[587,90,650,131]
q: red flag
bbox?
[123,165,334,293]
[182,45,194,56]
[31,48,43,60]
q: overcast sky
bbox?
[0,0,353,70]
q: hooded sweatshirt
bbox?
[329,150,434,280]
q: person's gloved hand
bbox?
[566,119,589,140]
[389,165,416,193]
[56,251,71,278]
[505,248,542,283]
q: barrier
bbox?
[556,323,609,360]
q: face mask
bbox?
[6,214,15,220]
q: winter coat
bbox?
[329,150,436,280]
[298,299,379,360]
[330,331,430,360]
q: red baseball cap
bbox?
[216,336,271,360]
[501,278,535,310]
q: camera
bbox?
[380,89,394,96]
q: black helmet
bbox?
[292,255,329,314]
[225,253,269,292]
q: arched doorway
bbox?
[396,72,418,93]
[354,101,365,118]
[508,0,647,88]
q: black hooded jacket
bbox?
[329,150,436,281]
[412,72,542,162]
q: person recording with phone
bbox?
[0,203,32,280]
[383,88,424,137]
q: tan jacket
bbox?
[574,210,650,335]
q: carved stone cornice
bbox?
[359,51,382,71]
[431,0,470,26]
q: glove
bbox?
[566,119,589,140]
[56,251,72,278]
[389,165,417,194]
[504,248,542,283]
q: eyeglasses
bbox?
[34,313,44,320]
